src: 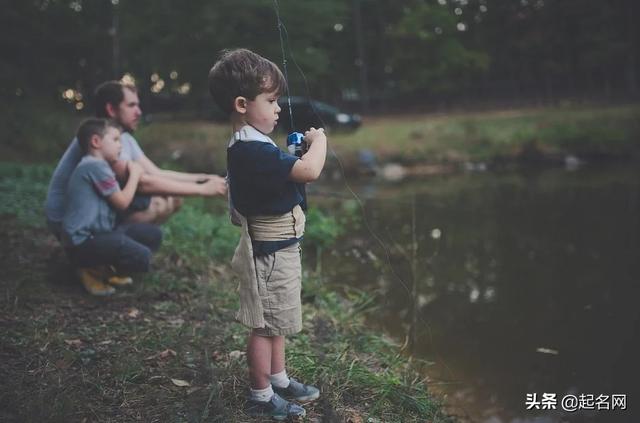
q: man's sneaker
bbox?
[78,268,115,296]
[245,393,306,421]
[274,378,320,402]
[107,275,133,286]
[106,266,133,286]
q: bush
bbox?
[161,200,240,263]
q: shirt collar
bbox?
[228,125,276,148]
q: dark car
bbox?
[277,96,361,133]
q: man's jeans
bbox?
[67,223,162,274]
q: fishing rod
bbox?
[270,0,464,385]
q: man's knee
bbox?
[124,196,181,225]
[152,196,178,218]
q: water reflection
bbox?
[315,165,640,423]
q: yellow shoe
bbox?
[77,268,115,296]
[107,275,133,286]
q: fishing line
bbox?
[271,0,424,330]
[273,0,295,132]
[271,2,468,418]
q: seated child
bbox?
[62,118,162,296]
[208,48,328,420]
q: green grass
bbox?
[0,161,451,422]
[329,105,640,163]
[127,105,640,174]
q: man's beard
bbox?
[120,122,136,133]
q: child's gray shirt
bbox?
[45,132,144,224]
[62,156,120,246]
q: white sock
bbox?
[250,385,274,402]
[269,370,290,388]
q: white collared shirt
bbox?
[228,125,276,148]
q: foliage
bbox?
[161,199,240,264]
[3,0,637,150]
[0,162,53,227]
[330,105,640,163]
[288,277,452,422]
[304,207,344,252]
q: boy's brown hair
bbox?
[208,48,286,116]
[76,118,118,154]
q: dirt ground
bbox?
[0,220,351,423]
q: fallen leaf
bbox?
[55,359,72,369]
[171,378,190,387]
[127,308,141,318]
[536,347,559,355]
[167,318,184,327]
[229,350,245,360]
[211,350,225,361]
[145,348,177,361]
[64,339,83,348]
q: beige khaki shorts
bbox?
[252,243,302,337]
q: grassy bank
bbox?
[0,162,452,422]
[133,105,640,174]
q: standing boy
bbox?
[208,49,327,419]
[63,118,162,296]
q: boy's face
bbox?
[97,126,122,163]
[244,91,281,134]
[113,88,142,132]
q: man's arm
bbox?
[137,172,227,196]
[137,155,209,182]
[112,158,227,197]
[289,128,327,183]
[108,161,143,211]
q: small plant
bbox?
[0,162,53,227]
[162,200,240,264]
[304,207,344,274]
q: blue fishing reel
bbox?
[286,132,307,158]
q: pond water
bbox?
[312,163,640,423]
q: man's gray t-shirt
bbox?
[62,156,120,246]
[45,132,144,224]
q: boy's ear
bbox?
[233,96,248,114]
[89,134,102,150]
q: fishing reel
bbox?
[286,132,308,158]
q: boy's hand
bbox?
[199,175,227,196]
[304,127,326,146]
[127,161,143,180]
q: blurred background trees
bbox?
[1,0,638,149]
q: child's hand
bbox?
[127,161,143,179]
[199,175,227,196]
[304,127,326,146]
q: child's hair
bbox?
[208,48,286,116]
[76,118,118,154]
[94,80,138,118]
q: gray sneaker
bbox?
[273,378,320,402]
[245,393,306,421]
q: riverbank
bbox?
[134,104,640,177]
[0,163,453,422]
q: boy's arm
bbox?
[289,128,327,183]
[107,161,143,211]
